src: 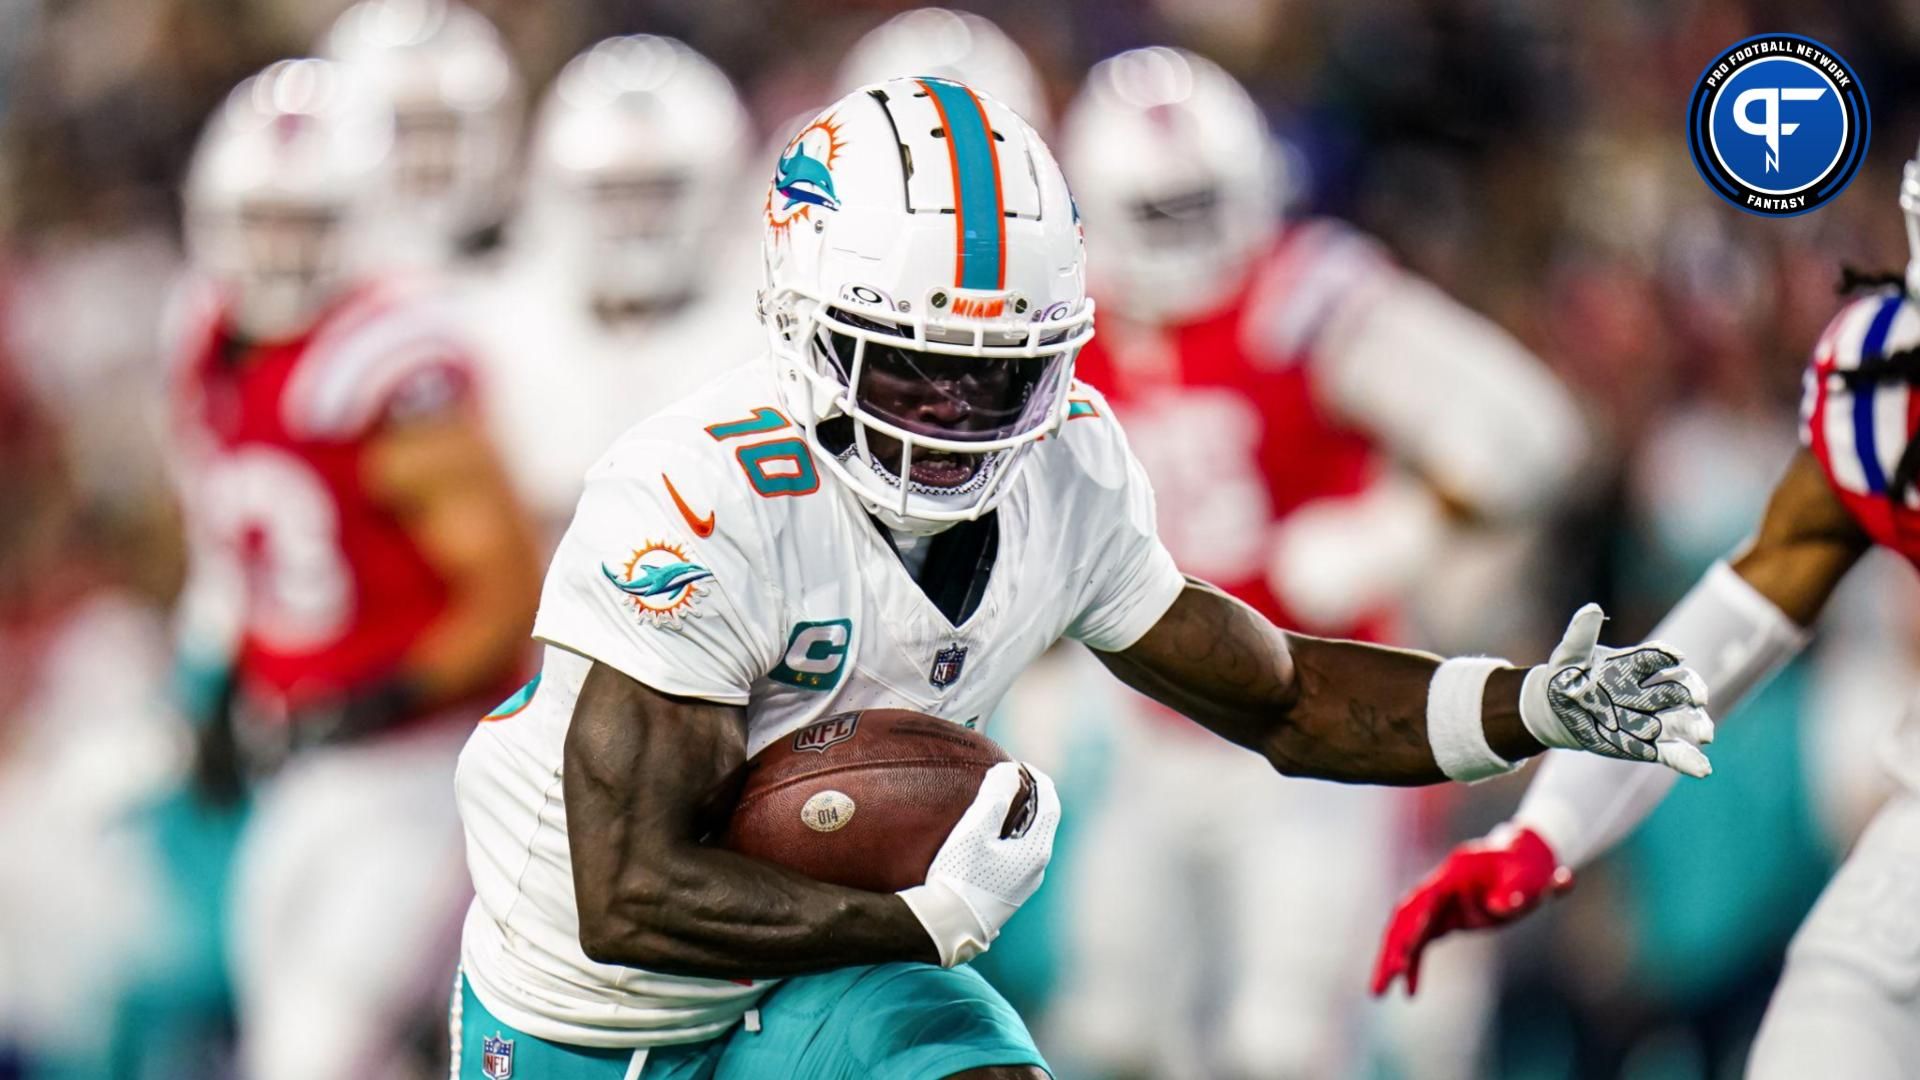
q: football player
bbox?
[480,35,766,535]
[170,59,541,1079]
[449,78,1708,1079]
[1371,147,1920,1080]
[1050,46,1585,1078]
[321,0,522,270]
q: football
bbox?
[720,709,1023,892]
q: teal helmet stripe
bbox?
[918,78,1005,290]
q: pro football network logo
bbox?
[1687,34,1868,216]
[601,541,713,628]
[766,112,845,242]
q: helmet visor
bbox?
[233,204,344,291]
[580,174,693,310]
[1131,185,1223,249]
[587,174,688,244]
[819,311,1069,444]
[392,107,465,199]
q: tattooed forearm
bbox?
[1274,633,1450,782]
[1343,700,1414,751]
[1093,578,1297,751]
[1096,578,1537,785]
[564,661,937,977]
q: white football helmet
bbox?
[322,0,521,262]
[1061,47,1284,324]
[527,35,750,315]
[184,59,391,342]
[760,78,1094,534]
[837,9,1050,131]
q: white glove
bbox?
[898,761,1061,967]
[1520,604,1716,778]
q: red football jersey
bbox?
[1073,219,1399,639]
[1801,288,1920,566]
[169,279,483,722]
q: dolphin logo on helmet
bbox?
[766,114,847,242]
[775,145,840,211]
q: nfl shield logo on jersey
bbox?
[481,1033,514,1079]
[929,644,968,689]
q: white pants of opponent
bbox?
[1749,788,1920,1078]
[1045,678,1492,1080]
[229,717,472,1080]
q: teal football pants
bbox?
[451,964,1048,1079]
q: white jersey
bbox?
[454,357,1184,1048]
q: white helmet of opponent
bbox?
[1902,139,1920,296]
[322,0,521,262]
[184,58,391,341]
[1061,47,1284,323]
[527,35,750,315]
[760,78,1093,533]
[837,8,1049,131]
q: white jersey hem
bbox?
[460,928,770,1050]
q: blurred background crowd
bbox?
[5,0,1920,1078]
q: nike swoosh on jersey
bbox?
[663,473,716,537]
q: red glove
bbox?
[1369,826,1572,996]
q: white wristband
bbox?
[1427,656,1519,782]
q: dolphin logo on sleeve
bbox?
[602,560,714,598]
[600,540,716,627]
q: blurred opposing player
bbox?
[449,77,1708,1079]
[170,59,541,1079]
[837,7,1051,130]
[1054,47,1585,1078]
[1372,149,1920,1080]
[322,0,522,270]
[480,35,764,533]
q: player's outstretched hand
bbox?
[1520,604,1716,777]
[897,761,1061,967]
[1370,826,1570,996]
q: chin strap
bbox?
[846,440,1004,536]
